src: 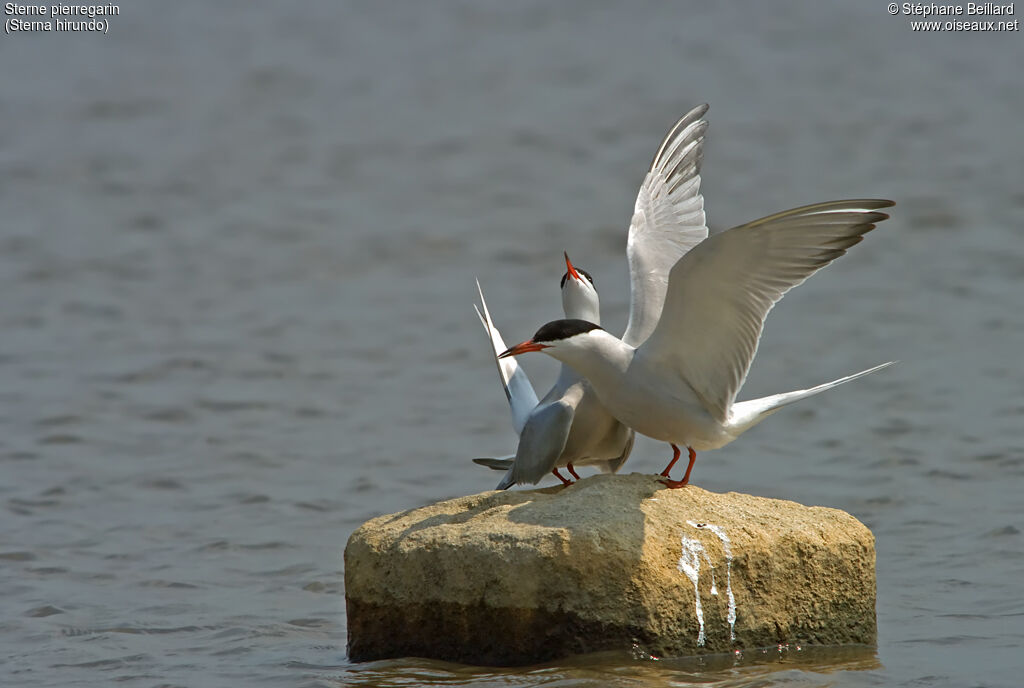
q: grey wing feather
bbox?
[600,427,636,475]
[505,402,574,487]
[622,104,710,347]
[642,199,894,422]
[472,457,515,471]
[495,468,517,491]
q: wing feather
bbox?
[623,104,711,347]
[600,427,636,475]
[475,280,539,435]
[640,199,894,422]
[509,402,574,485]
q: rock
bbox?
[345,473,875,665]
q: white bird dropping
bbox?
[677,535,707,646]
[685,521,737,643]
[702,523,736,641]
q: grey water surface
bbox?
[1,2,1022,686]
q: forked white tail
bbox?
[728,361,896,434]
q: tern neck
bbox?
[548,330,633,390]
[561,284,600,324]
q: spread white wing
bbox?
[639,199,894,422]
[475,280,539,435]
[622,103,710,347]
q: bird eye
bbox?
[560,269,595,288]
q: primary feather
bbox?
[641,199,893,423]
[623,103,710,347]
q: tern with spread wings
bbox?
[474,104,712,488]
[498,110,894,487]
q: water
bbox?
[1,2,1022,686]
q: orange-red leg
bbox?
[659,445,697,489]
[552,467,573,486]
[567,463,581,480]
[659,444,682,477]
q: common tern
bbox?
[474,104,712,487]
[499,113,894,487]
[473,255,634,488]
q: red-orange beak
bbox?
[564,251,582,283]
[498,339,549,359]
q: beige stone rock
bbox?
[345,473,875,665]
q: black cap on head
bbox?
[533,319,602,343]
[560,267,595,289]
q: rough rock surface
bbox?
[345,473,876,665]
